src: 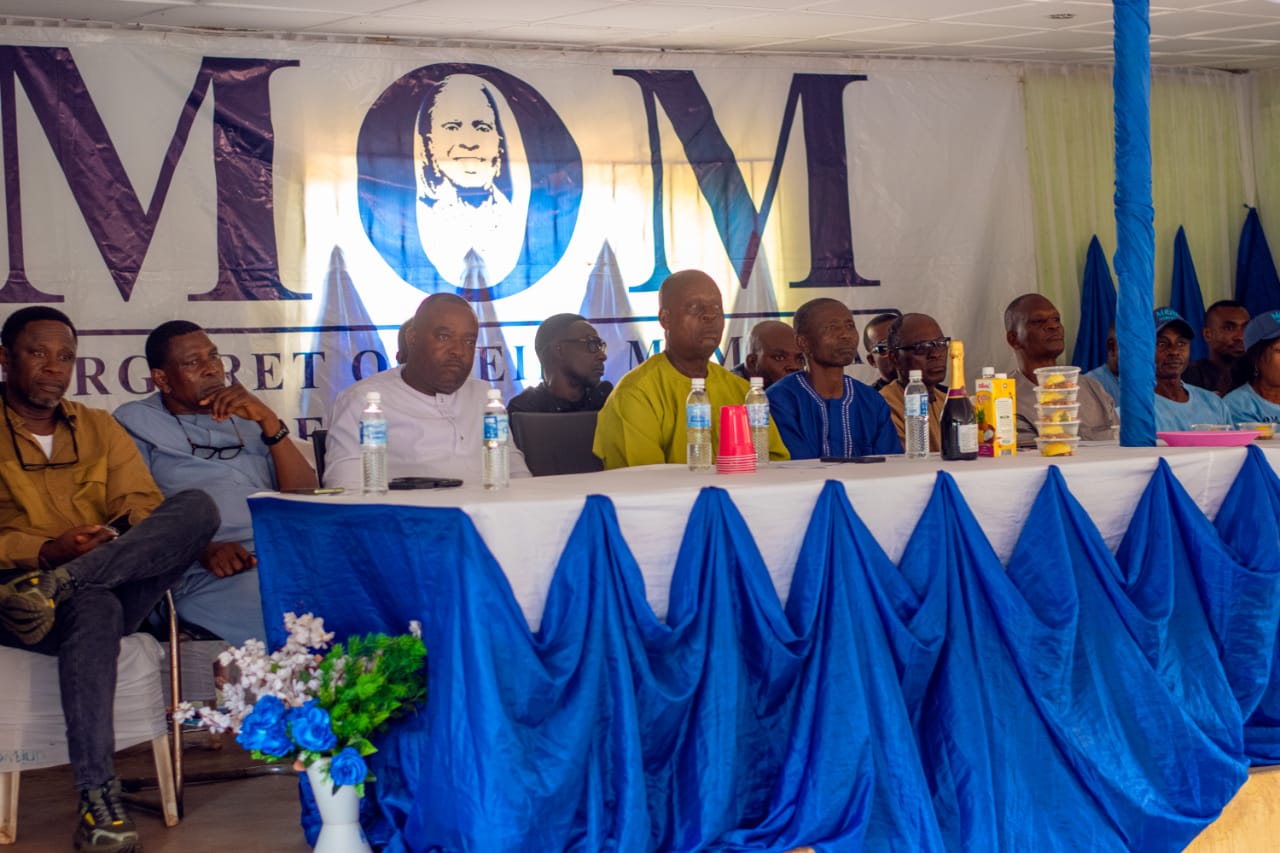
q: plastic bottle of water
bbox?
[904,369,929,460]
[360,391,388,495]
[745,376,770,468]
[686,378,713,472]
[482,388,510,490]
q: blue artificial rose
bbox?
[252,694,287,725]
[237,707,293,757]
[288,699,338,753]
[328,747,368,787]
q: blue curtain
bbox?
[1072,235,1118,372]
[1236,207,1280,317]
[1171,226,1208,361]
[250,452,1280,852]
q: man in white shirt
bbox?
[324,293,529,487]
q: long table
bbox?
[250,443,1280,853]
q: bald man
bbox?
[593,270,789,468]
[324,293,529,486]
[767,298,901,459]
[732,320,805,388]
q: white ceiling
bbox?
[3,0,1280,70]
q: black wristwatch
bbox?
[261,422,290,446]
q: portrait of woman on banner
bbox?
[415,74,526,287]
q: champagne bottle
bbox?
[941,340,978,461]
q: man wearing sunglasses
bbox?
[861,312,900,392]
[114,321,318,645]
[1005,293,1119,446]
[0,306,218,853]
[878,313,952,452]
[508,313,613,414]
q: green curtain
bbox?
[1023,67,1247,348]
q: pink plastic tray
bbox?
[1157,430,1261,447]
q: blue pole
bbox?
[1113,0,1156,446]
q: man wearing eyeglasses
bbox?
[594,269,789,468]
[878,313,952,452]
[1004,293,1119,446]
[114,321,318,645]
[0,306,218,853]
[508,313,613,414]
[766,299,900,459]
[861,313,900,392]
[1151,307,1232,431]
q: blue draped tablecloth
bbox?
[250,444,1280,852]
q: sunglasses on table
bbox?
[893,337,952,357]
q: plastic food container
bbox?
[1036,436,1080,457]
[1033,365,1081,390]
[1033,385,1079,404]
[1237,422,1276,440]
[1035,402,1080,424]
[1035,420,1080,438]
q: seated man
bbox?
[325,293,530,485]
[731,320,805,388]
[1183,300,1250,396]
[115,321,318,644]
[1004,293,1118,446]
[861,312,900,392]
[394,318,412,365]
[508,313,613,414]
[0,307,217,853]
[1153,307,1232,431]
[1084,324,1121,405]
[768,298,901,458]
[1225,310,1280,424]
[594,269,788,468]
[878,313,950,452]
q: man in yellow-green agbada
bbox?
[592,269,789,469]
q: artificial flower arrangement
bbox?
[176,612,427,795]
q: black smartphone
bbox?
[819,456,887,464]
[389,476,464,490]
[281,487,346,495]
[104,513,132,537]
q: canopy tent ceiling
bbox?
[3,0,1279,70]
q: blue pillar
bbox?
[1113,0,1156,446]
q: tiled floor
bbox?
[8,734,311,853]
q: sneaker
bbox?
[0,568,70,645]
[74,778,141,853]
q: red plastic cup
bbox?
[719,405,755,459]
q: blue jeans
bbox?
[0,490,219,789]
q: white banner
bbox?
[0,27,1035,435]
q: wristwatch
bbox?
[262,422,290,446]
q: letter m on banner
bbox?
[0,46,304,303]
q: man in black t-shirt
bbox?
[508,313,613,414]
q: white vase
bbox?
[306,758,374,853]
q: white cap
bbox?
[486,388,502,400]
[691,378,706,389]
[749,376,764,387]
[909,370,923,382]
[365,391,381,403]
[995,372,1008,379]
[981,366,995,377]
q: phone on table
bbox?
[819,456,887,464]
[389,476,463,490]
[281,487,346,495]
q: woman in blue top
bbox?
[1224,310,1280,424]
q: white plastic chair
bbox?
[0,632,178,843]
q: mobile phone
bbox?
[819,456,886,464]
[104,513,132,537]
[389,476,463,490]
[281,487,346,495]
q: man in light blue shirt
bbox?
[114,321,318,643]
[1225,310,1280,424]
[1085,324,1121,406]
[1152,308,1232,432]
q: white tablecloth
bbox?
[270,444,1280,628]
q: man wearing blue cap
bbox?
[1224,310,1280,424]
[1153,307,1232,431]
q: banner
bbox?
[0,28,1036,435]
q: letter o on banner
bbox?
[357,63,583,302]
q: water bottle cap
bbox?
[691,378,706,389]
[749,376,763,387]
[486,388,502,400]
[366,391,381,403]
[908,370,922,382]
